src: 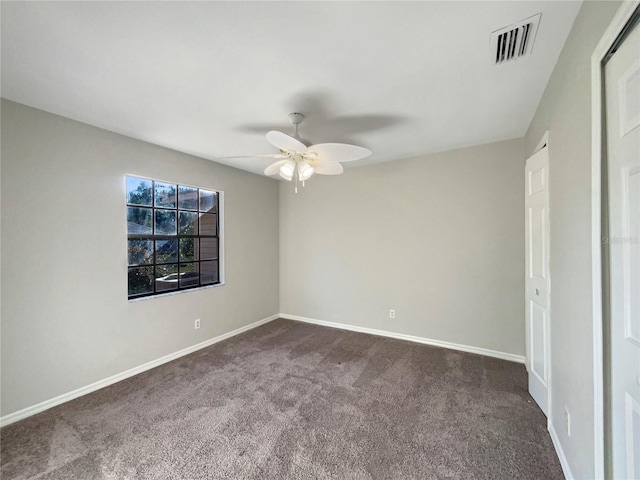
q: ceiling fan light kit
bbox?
[279,160,295,181]
[255,113,371,193]
[297,161,314,181]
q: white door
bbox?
[525,145,550,415]
[605,19,640,480]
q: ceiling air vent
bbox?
[491,13,541,65]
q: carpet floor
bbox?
[1,319,563,479]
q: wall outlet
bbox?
[389,309,396,319]
[564,406,571,436]
[194,319,201,330]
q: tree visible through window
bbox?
[126,176,220,299]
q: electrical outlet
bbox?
[194,319,201,330]
[389,309,396,319]
[564,406,571,436]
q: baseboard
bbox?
[2,313,524,427]
[548,420,574,480]
[0,313,280,428]
[280,313,525,364]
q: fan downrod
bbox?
[288,112,305,139]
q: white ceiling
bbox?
[1,1,581,176]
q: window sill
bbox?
[127,282,226,302]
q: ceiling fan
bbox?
[247,113,372,192]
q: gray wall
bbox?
[525,1,621,478]
[1,100,279,416]
[280,138,525,357]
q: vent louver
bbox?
[491,13,541,65]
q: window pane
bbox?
[155,264,179,292]
[200,213,217,235]
[127,207,153,234]
[128,239,153,266]
[126,177,152,206]
[127,178,221,299]
[178,211,198,235]
[200,238,218,260]
[128,267,154,296]
[179,237,198,262]
[156,239,178,264]
[179,263,200,288]
[199,190,216,213]
[178,185,198,210]
[200,261,218,285]
[155,182,177,208]
[155,209,176,235]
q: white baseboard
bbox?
[549,420,574,480]
[0,313,279,428]
[280,313,525,364]
[1,313,525,428]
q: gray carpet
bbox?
[1,319,563,479]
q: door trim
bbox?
[591,3,640,478]
[535,131,549,153]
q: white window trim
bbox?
[125,173,225,301]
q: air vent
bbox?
[491,13,541,65]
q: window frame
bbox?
[125,175,224,300]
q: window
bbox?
[126,176,221,299]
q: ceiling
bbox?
[1,1,582,176]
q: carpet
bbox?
[1,318,563,479]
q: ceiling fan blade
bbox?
[266,131,307,153]
[312,160,344,175]
[264,159,288,176]
[307,143,371,163]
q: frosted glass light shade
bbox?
[279,160,295,181]
[297,161,315,181]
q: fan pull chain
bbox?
[295,174,298,194]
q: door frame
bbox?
[591,3,640,478]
